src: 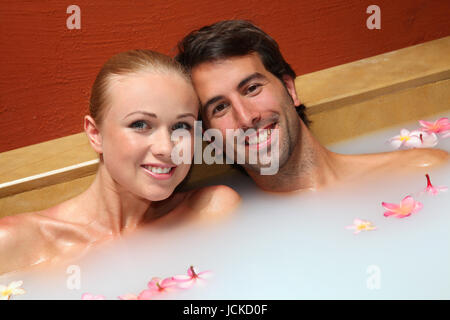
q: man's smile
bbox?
[244,122,277,150]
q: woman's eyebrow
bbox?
[177,113,196,119]
[124,111,157,119]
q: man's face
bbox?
[191,53,302,173]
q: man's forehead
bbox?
[192,52,267,77]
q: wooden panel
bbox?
[0,175,95,218]
[309,79,450,145]
[296,36,450,114]
[0,133,97,184]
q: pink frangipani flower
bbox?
[137,289,155,300]
[118,293,139,300]
[81,293,106,300]
[345,219,377,234]
[419,117,450,137]
[147,277,177,293]
[172,266,213,289]
[388,129,437,149]
[422,174,448,196]
[382,195,423,218]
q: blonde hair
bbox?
[89,50,190,124]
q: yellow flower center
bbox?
[400,136,410,142]
[1,288,12,297]
[357,223,368,230]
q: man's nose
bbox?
[232,97,261,129]
[150,128,173,159]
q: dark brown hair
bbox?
[175,20,310,126]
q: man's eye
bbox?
[246,84,262,95]
[130,120,149,131]
[212,103,228,115]
[172,122,192,131]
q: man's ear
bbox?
[84,115,103,154]
[282,75,301,106]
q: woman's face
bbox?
[99,71,198,201]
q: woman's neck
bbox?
[58,164,152,236]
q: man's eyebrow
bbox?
[202,95,225,114]
[202,73,266,113]
[237,72,266,90]
[124,111,157,119]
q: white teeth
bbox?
[144,166,172,174]
[247,129,272,145]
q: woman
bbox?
[0,50,240,275]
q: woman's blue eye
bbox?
[130,120,148,130]
[172,122,192,131]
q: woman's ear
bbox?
[282,75,301,106]
[84,115,103,154]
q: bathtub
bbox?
[1,36,449,299]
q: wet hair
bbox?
[89,49,190,125]
[175,20,310,126]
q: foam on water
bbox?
[2,112,450,299]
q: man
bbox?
[176,20,448,192]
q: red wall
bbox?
[1,0,449,152]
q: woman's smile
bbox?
[141,163,177,180]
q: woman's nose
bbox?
[150,128,173,159]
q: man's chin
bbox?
[235,148,289,175]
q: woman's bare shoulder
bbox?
[0,212,44,274]
[185,185,241,217]
[151,185,241,227]
[0,212,38,237]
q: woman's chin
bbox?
[143,187,176,202]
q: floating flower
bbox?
[419,117,450,137]
[81,293,106,300]
[388,129,437,149]
[118,293,139,300]
[382,195,423,218]
[172,266,213,288]
[441,131,450,139]
[147,277,177,293]
[416,131,439,148]
[422,173,448,196]
[345,219,377,234]
[136,289,155,300]
[0,281,26,300]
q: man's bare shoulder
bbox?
[381,148,449,168]
[338,148,449,182]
